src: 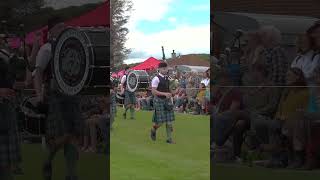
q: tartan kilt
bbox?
[152,97,175,124]
[46,94,83,138]
[0,98,21,167]
[124,90,136,106]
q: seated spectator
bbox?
[212,70,249,162]
[287,67,320,170]
[194,83,206,115]
[260,68,309,168]
[259,26,289,86]
[241,65,281,147]
[81,96,107,153]
[174,89,188,113]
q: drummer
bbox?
[0,36,22,180]
[150,62,176,144]
[120,66,136,120]
[33,17,82,180]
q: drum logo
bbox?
[53,28,90,95]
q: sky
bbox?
[124,0,210,64]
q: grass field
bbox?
[213,164,320,180]
[16,144,107,180]
[110,109,210,180]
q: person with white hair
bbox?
[259,26,289,86]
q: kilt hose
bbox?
[0,98,21,167]
[152,97,175,124]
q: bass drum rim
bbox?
[126,70,149,92]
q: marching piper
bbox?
[150,62,176,144]
[120,66,136,120]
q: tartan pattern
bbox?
[0,98,21,166]
[46,94,83,137]
[110,92,117,124]
[124,90,136,106]
[152,97,175,124]
[261,46,289,86]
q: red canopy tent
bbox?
[66,0,110,27]
[8,0,110,48]
[131,57,161,71]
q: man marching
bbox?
[33,17,82,180]
[150,62,175,144]
[120,66,136,120]
[0,38,20,180]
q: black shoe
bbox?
[13,167,24,175]
[130,117,135,120]
[166,139,176,144]
[123,113,126,119]
[150,129,156,141]
[42,161,52,180]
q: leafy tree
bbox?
[111,0,132,69]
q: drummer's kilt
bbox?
[124,90,136,106]
[46,94,83,138]
[0,98,21,167]
[152,97,175,124]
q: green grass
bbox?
[213,164,320,180]
[16,144,107,180]
[111,109,210,180]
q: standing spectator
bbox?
[201,70,210,87]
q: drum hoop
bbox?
[53,28,90,96]
[126,70,150,92]
[127,71,138,92]
[82,29,95,87]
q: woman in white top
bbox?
[291,34,318,79]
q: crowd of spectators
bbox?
[211,22,320,170]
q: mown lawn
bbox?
[16,144,107,180]
[110,109,210,180]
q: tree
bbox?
[0,0,44,33]
[110,0,132,69]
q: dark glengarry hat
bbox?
[158,62,168,68]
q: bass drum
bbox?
[126,70,149,92]
[52,27,110,96]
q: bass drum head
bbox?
[53,28,91,96]
[126,70,149,92]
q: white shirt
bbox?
[151,73,165,88]
[291,50,320,78]
[32,43,51,76]
[120,74,126,84]
[201,78,210,87]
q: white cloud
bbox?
[126,0,174,30]
[168,17,177,23]
[190,4,210,11]
[126,24,210,61]
[124,58,146,65]
[124,0,209,62]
